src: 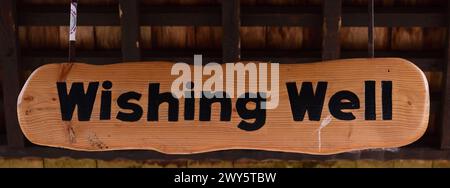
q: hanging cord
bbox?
[368,0,374,58]
[69,0,78,62]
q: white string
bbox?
[69,0,77,42]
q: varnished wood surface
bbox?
[17,58,429,154]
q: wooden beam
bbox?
[19,6,119,26]
[440,2,450,149]
[322,0,342,60]
[21,49,442,71]
[140,6,221,26]
[119,0,141,61]
[242,6,321,27]
[0,143,448,160]
[18,5,445,27]
[0,0,25,148]
[368,0,374,58]
[343,12,445,27]
[221,0,240,63]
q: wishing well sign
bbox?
[17,58,429,154]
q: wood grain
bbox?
[17,58,429,154]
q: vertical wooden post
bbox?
[221,0,240,63]
[322,0,341,60]
[440,1,450,149]
[368,0,374,58]
[0,0,25,148]
[119,0,141,61]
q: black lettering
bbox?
[100,81,112,120]
[148,83,179,121]
[199,92,231,121]
[184,82,195,120]
[286,82,327,121]
[365,81,376,120]
[57,82,98,121]
[236,93,266,131]
[116,92,143,122]
[329,91,360,120]
[382,81,392,120]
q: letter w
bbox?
[57,82,99,121]
[286,82,327,121]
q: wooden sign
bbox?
[17,58,429,155]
